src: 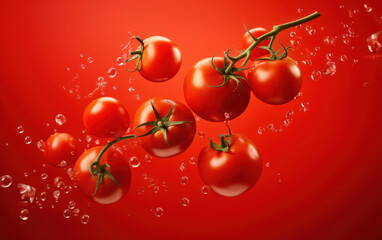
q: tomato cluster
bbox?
[42,12,321,205]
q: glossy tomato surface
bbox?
[43,133,78,167]
[242,27,271,61]
[133,97,195,158]
[140,36,182,82]
[198,133,262,197]
[184,57,251,122]
[83,97,130,138]
[247,57,302,105]
[73,146,131,204]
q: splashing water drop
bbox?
[323,61,336,76]
[366,31,382,53]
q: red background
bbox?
[1,0,381,239]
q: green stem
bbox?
[225,12,321,74]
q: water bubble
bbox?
[24,136,32,144]
[41,173,48,180]
[40,192,46,201]
[363,82,368,87]
[308,29,316,36]
[180,197,190,206]
[297,8,303,13]
[290,39,300,47]
[153,186,159,193]
[128,87,135,92]
[286,111,294,118]
[301,101,310,108]
[284,119,292,126]
[266,162,271,167]
[353,59,359,63]
[198,131,205,138]
[81,214,90,224]
[135,94,140,101]
[142,173,148,180]
[66,67,70,71]
[154,207,163,217]
[364,4,372,12]
[24,172,28,177]
[201,185,210,195]
[17,184,36,203]
[300,107,308,113]
[17,126,24,134]
[20,209,29,220]
[257,127,265,135]
[181,176,189,185]
[68,200,76,210]
[366,31,382,53]
[340,55,348,62]
[196,117,200,121]
[108,68,117,78]
[80,53,84,57]
[53,190,60,201]
[224,112,231,120]
[289,32,296,38]
[189,157,196,165]
[116,57,125,66]
[55,114,66,126]
[267,124,275,131]
[145,154,152,162]
[63,209,71,218]
[59,160,67,167]
[0,175,12,188]
[180,163,186,171]
[80,64,85,69]
[87,57,93,63]
[326,53,333,60]
[112,86,117,91]
[73,208,80,217]
[129,156,140,168]
[323,61,336,76]
[36,140,46,152]
[311,70,322,81]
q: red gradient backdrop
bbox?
[1,0,382,239]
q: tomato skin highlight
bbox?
[44,133,78,167]
[140,36,182,82]
[247,57,302,105]
[183,57,251,122]
[133,97,196,158]
[241,27,271,61]
[83,97,130,138]
[198,134,262,197]
[73,146,131,204]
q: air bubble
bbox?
[286,111,294,118]
[180,163,186,171]
[20,209,29,220]
[81,64,85,69]
[144,154,152,162]
[0,175,12,188]
[68,200,76,210]
[129,156,140,168]
[180,197,190,206]
[189,157,196,165]
[37,140,45,152]
[81,214,90,224]
[181,176,189,185]
[340,55,348,62]
[63,209,71,218]
[201,185,210,194]
[323,61,336,76]
[87,57,93,63]
[311,70,322,81]
[364,4,372,12]
[17,126,24,134]
[154,207,163,217]
[108,68,117,78]
[257,127,265,135]
[198,131,205,138]
[73,208,80,217]
[24,136,32,144]
[266,162,270,167]
[55,114,66,125]
[41,173,48,180]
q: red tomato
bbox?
[73,146,131,204]
[83,97,130,138]
[139,36,182,82]
[184,57,251,122]
[198,134,262,197]
[242,27,271,61]
[44,133,78,167]
[133,97,196,158]
[247,57,302,105]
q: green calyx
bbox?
[89,134,136,195]
[208,123,232,152]
[133,99,193,146]
[124,36,144,72]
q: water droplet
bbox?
[189,157,196,165]
[68,200,76,210]
[17,126,24,134]
[154,207,163,217]
[198,131,205,138]
[63,209,71,218]
[224,112,231,120]
[201,185,210,195]
[116,57,125,66]
[129,156,140,168]
[366,31,382,53]
[300,107,308,112]
[20,209,29,220]
[326,53,333,60]
[80,53,84,57]
[257,127,265,135]
[180,197,190,206]
[142,173,148,180]
[196,117,200,121]
[24,136,32,144]
[289,32,296,38]
[41,173,48,180]
[17,184,36,203]
[113,86,117,91]
[135,94,140,101]
[340,55,348,62]
[267,124,275,131]
[284,119,292,126]
[36,140,46,152]
[87,57,93,63]
[53,190,60,201]
[73,208,80,217]
[311,70,322,81]
[108,68,117,78]
[80,64,85,69]
[55,114,66,126]
[301,101,310,108]
[285,111,294,119]
[59,160,67,167]
[297,8,303,13]
[308,29,316,36]
[153,186,159,193]
[364,4,372,12]
[266,162,271,167]
[66,67,70,71]
[128,87,135,92]
[144,154,152,162]
[40,192,46,201]
[181,176,189,185]
[0,175,12,188]
[81,214,90,224]
[180,163,186,171]
[363,82,368,87]
[290,39,300,47]
[323,61,336,76]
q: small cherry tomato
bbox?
[133,97,196,158]
[139,36,182,82]
[44,133,78,167]
[242,27,271,61]
[83,97,130,138]
[198,132,262,197]
[184,57,251,122]
[73,146,131,204]
[247,57,302,105]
